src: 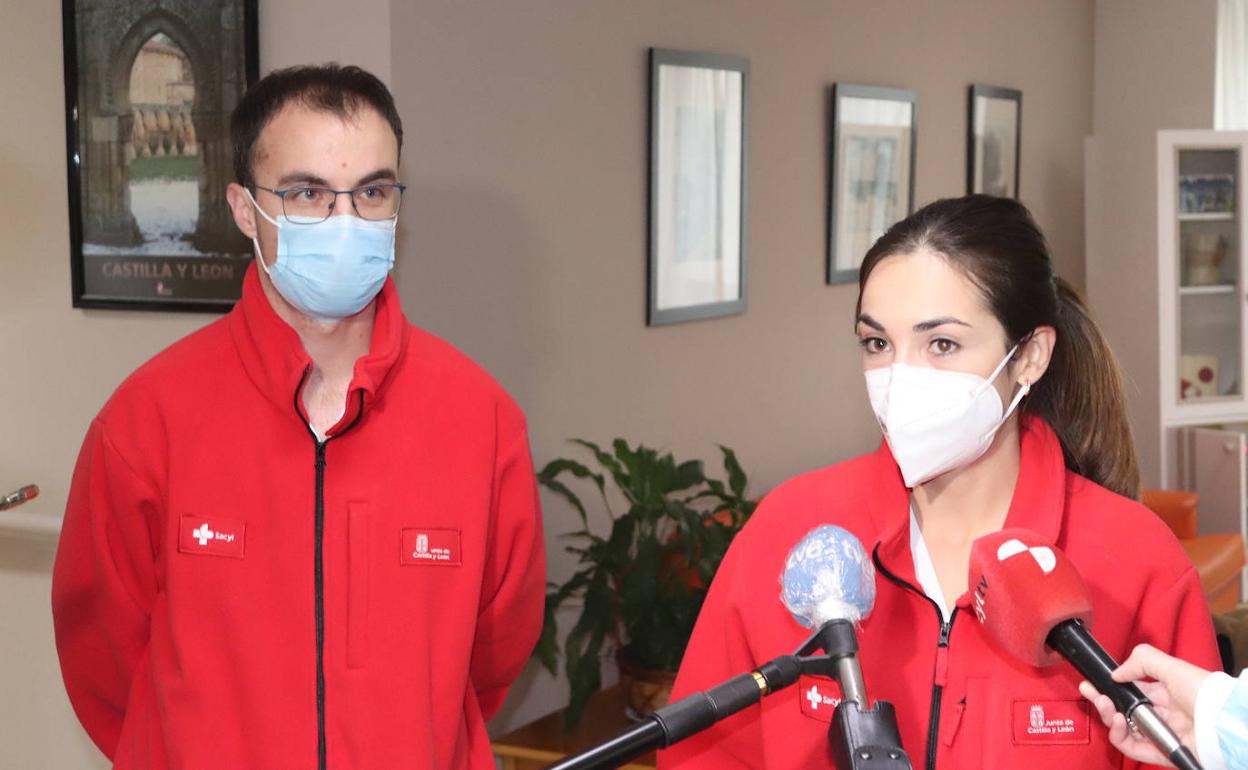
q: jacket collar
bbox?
[227,262,408,437]
[870,414,1068,591]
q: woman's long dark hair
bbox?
[857,195,1140,499]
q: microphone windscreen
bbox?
[968,528,1093,667]
[780,525,876,627]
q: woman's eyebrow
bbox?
[856,314,884,332]
[914,316,970,332]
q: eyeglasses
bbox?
[253,182,407,223]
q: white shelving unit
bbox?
[1179,284,1237,295]
[1159,130,1248,469]
[1159,131,1248,597]
[1179,212,1237,222]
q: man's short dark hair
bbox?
[230,63,403,188]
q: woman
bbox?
[659,195,1219,770]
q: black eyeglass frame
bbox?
[253,182,408,223]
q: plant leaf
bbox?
[718,444,748,499]
[672,459,706,493]
[571,438,632,506]
[535,594,561,674]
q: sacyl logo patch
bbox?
[192,523,236,547]
[179,515,245,559]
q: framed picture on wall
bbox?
[647,48,749,326]
[827,84,917,284]
[967,84,1022,199]
[62,0,259,311]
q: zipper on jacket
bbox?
[924,616,955,770]
[314,441,327,770]
[874,547,958,770]
[293,368,366,770]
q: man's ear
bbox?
[225,183,258,240]
[1014,325,1056,387]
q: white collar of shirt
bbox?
[909,504,953,623]
[308,404,346,444]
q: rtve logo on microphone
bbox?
[975,538,1060,623]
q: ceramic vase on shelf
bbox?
[1180,354,1220,399]
[1183,232,1227,286]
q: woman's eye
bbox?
[930,338,959,355]
[859,337,889,354]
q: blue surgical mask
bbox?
[245,188,396,321]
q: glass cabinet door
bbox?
[1176,148,1242,404]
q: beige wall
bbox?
[1086,0,1218,487]
[0,1,391,766]
[390,0,1095,731]
[2,0,1102,760]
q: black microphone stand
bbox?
[797,621,911,770]
[541,622,912,770]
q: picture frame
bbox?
[827,84,917,284]
[63,0,259,312]
[647,48,749,326]
[967,85,1022,199]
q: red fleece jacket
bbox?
[660,416,1219,770]
[52,265,545,770]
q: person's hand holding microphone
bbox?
[1080,643,1214,768]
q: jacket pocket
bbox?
[958,675,1119,770]
[347,502,370,669]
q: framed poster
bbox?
[827,84,917,284]
[968,84,1021,199]
[648,48,749,326]
[62,0,259,311]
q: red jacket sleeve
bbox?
[470,407,546,719]
[658,535,764,769]
[1123,564,1220,770]
[51,419,160,759]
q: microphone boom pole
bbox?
[540,656,803,770]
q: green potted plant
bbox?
[534,438,758,726]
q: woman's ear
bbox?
[1013,325,1056,387]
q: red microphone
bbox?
[0,484,38,512]
[968,528,1092,667]
[968,528,1203,770]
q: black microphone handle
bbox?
[1046,620,1150,715]
[541,656,803,770]
[1046,620,1203,770]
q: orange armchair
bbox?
[1142,489,1246,613]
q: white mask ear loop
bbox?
[243,186,281,276]
[974,343,1021,395]
[979,344,1031,440]
[1004,380,1031,417]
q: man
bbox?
[52,64,545,770]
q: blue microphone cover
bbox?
[780,525,876,627]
